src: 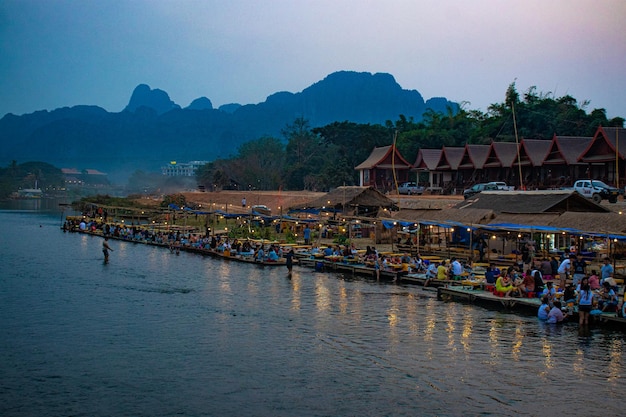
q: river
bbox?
[0,201,622,416]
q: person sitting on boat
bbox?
[484,264,498,285]
[547,301,565,324]
[423,261,438,287]
[519,269,535,295]
[255,246,265,262]
[323,246,333,257]
[541,281,556,302]
[532,270,545,295]
[538,295,550,320]
[495,274,516,297]
[450,258,463,280]
[437,260,449,281]
[411,255,424,272]
[598,281,618,312]
[267,247,279,262]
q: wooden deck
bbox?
[436,285,626,330]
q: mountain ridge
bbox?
[0,71,458,181]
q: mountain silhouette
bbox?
[0,71,457,181]
[124,84,181,114]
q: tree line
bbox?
[196,83,624,192]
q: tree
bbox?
[283,118,324,189]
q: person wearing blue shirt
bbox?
[255,247,265,262]
[485,263,500,284]
[601,257,614,284]
[538,295,550,320]
[303,225,311,245]
[268,248,279,261]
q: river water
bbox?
[1,201,623,416]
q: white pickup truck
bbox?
[487,181,515,191]
[572,179,620,203]
[397,182,425,195]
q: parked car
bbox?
[250,205,272,215]
[463,182,498,199]
[486,181,515,191]
[571,179,620,203]
[398,182,425,195]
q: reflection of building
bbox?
[16,188,43,198]
[161,161,208,177]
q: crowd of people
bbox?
[66,216,624,324]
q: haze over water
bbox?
[1,202,623,416]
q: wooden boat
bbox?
[188,246,289,266]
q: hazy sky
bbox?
[1,0,625,119]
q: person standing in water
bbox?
[285,249,294,277]
[103,237,114,262]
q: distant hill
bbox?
[0,71,457,181]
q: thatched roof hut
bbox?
[390,191,626,238]
[548,212,626,235]
[391,208,495,225]
[290,186,395,217]
[456,190,610,214]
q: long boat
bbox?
[70,227,292,267]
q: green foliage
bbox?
[161,193,187,208]
[0,160,65,198]
[71,194,156,211]
[283,230,297,243]
[333,234,348,245]
[193,85,623,191]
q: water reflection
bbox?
[2,209,625,416]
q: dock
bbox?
[435,285,626,330]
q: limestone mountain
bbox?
[0,71,458,181]
[124,84,181,114]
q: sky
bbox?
[1,0,626,119]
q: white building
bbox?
[161,161,208,177]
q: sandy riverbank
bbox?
[176,190,464,213]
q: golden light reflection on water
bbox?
[338,287,348,315]
[607,338,623,383]
[387,295,400,346]
[511,327,524,361]
[290,275,301,312]
[461,314,473,355]
[315,279,331,313]
[488,318,509,366]
[406,293,420,337]
[423,300,437,361]
[446,308,458,354]
[541,339,554,374]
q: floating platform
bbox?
[435,285,626,330]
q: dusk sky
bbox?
[2,0,625,119]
